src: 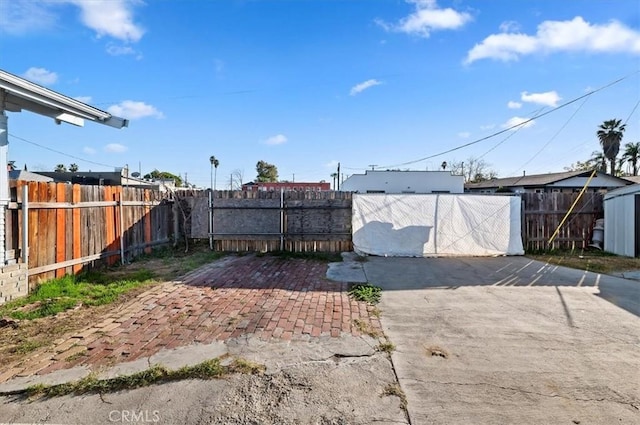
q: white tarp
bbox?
[352,194,524,257]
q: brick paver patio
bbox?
[0,255,381,383]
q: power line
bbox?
[508,96,590,176]
[477,106,546,160]
[348,70,638,171]
[9,133,120,169]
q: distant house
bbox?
[340,170,464,194]
[242,181,330,192]
[9,170,54,183]
[32,168,163,190]
[465,170,632,194]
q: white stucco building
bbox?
[340,170,464,194]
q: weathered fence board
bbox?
[179,190,353,253]
[521,192,603,251]
[6,182,173,284]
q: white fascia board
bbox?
[0,69,128,129]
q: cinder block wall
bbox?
[0,263,28,304]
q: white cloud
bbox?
[107,101,164,120]
[22,67,58,85]
[499,21,521,33]
[106,43,141,59]
[458,132,471,139]
[263,134,288,146]
[74,96,93,103]
[521,90,561,107]
[1,1,144,43]
[83,147,96,155]
[507,101,522,109]
[376,0,472,38]
[480,124,496,130]
[104,143,127,153]
[502,116,535,130]
[325,160,339,168]
[350,79,382,96]
[466,16,640,64]
[65,0,144,42]
[0,0,57,35]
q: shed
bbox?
[604,184,640,257]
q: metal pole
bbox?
[209,160,213,250]
[280,188,284,251]
[208,189,213,250]
[21,184,28,265]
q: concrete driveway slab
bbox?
[364,256,640,424]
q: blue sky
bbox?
[1,0,639,188]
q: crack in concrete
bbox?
[404,378,639,409]
[370,418,410,424]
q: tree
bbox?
[564,151,607,172]
[330,172,338,190]
[448,157,497,183]
[228,169,244,190]
[440,161,447,170]
[597,118,626,175]
[69,163,79,172]
[256,160,278,182]
[621,142,640,176]
[209,155,219,190]
[54,164,67,172]
[143,169,183,187]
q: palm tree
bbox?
[209,156,219,190]
[597,119,626,175]
[441,161,447,170]
[69,163,79,172]
[54,164,67,172]
[621,142,640,176]
[330,172,338,190]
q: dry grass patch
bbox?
[528,249,640,274]
[382,383,407,410]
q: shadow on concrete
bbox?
[362,256,640,317]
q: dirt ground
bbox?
[1,344,409,425]
[0,243,221,369]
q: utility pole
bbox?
[293,173,295,183]
[337,162,341,191]
[368,164,377,171]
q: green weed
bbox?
[25,357,262,398]
[348,283,382,304]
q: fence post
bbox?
[21,184,28,266]
[119,191,125,265]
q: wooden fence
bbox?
[4,185,603,282]
[521,192,603,251]
[6,182,173,283]
[178,190,353,253]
